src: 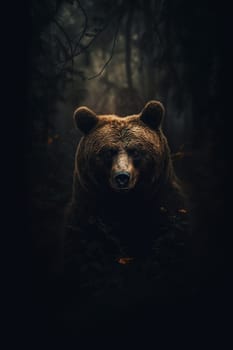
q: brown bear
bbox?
[64,100,189,303]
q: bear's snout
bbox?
[114,171,130,189]
[110,151,137,191]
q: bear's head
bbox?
[73,101,173,196]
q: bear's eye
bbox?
[128,148,141,160]
[100,148,117,161]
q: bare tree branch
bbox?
[73,0,88,52]
[54,17,109,66]
[52,18,74,57]
[56,6,124,66]
[87,15,123,80]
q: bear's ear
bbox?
[139,100,165,130]
[73,106,98,134]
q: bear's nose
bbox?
[114,172,130,188]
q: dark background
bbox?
[4,0,232,344]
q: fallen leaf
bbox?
[116,257,134,265]
[48,137,53,145]
[178,208,188,214]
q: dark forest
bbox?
[6,0,233,344]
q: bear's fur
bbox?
[65,100,189,303]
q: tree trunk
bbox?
[125,7,134,90]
